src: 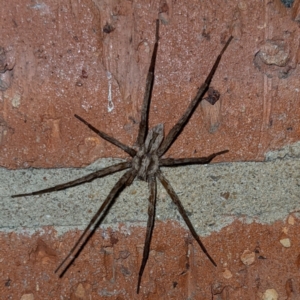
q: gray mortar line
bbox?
[1,142,300,236]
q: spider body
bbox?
[12,19,233,293]
[133,124,164,181]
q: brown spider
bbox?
[12,20,232,293]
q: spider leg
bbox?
[135,19,160,147]
[157,36,233,157]
[137,175,157,294]
[75,114,136,157]
[11,161,131,197]
[160,150,228,167]
[157,170,217,266]
[56,169,136,277]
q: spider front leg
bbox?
[135,19,160,147]
[157,170,217,266]
[137,175,157,294]
[158,36,233,157]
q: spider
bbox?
[12,19,232,293]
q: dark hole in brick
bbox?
[281,0,294,7]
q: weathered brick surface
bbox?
[1,219,300,299]
[1,0,300,169]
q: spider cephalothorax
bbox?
[12,19,232,293]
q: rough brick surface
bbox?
[1,0,300,169]
[1,219,300,299]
